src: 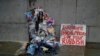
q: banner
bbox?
[60,24,86,46]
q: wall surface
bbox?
[0,0,100,42]
[36,0,100,42]
[0,0,28,42]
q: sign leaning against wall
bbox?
[60,24,86,46]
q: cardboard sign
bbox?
[60,24,86,46]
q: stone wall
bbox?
[36,0,100,42]
[0,0,28,42]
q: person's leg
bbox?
[27,53,33,56]
[36,47,43,56]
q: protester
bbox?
[24,6,60,56]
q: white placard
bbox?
[60,24,86,46]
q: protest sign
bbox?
[60,24,86,46]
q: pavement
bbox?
[0,41,100,56]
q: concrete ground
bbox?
[85,48,100,56]
[0,41,21,56]
[85,42,100,56]
[0,41,100,56]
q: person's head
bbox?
[39,11,43,18]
